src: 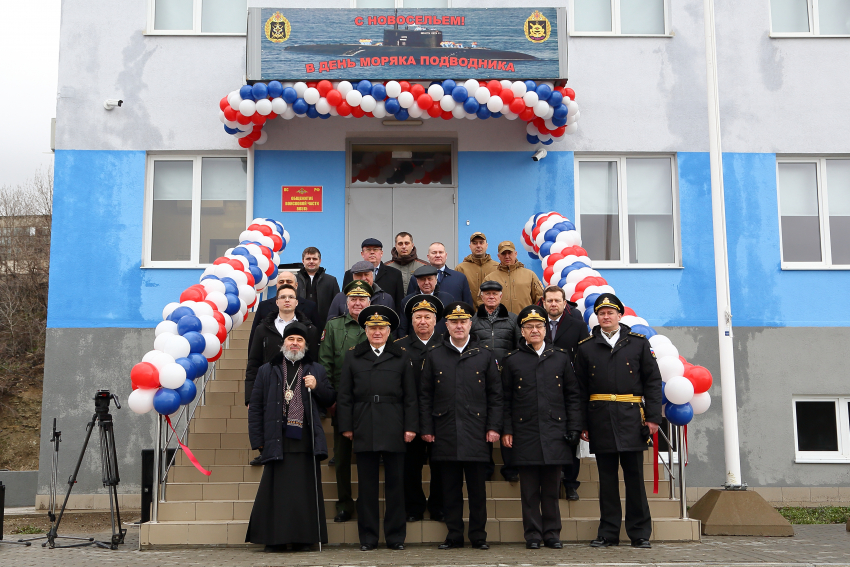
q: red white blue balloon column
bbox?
[218,80,579,148]
[127,218,289,474]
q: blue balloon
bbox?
[524,80,537,92]
[306,104,319,118]
[188,353,208,379]
[292,98,308,115]
[527,251,539,260]
[220,277,239,295]
[557,276,568,287]
[269,264,279,279]
[584,293,601,310]
[319,113,330,119]
[569,261,590,270]
[239,85,255,101]
[463,97,480,113]
[661,382,668,405]
[177,315,202,335]
[168,306,195,323]
[541,138,554,146]
[549,90,564,107]
[554,221,575,232]
[231,247,257,265]
[153,388,181,415]
[357,80,372,96]
[553,104,568,120]
[174,357,197,381]
[551,116,568,128]
[666,402,694,426]
[385,98,400,114]
[491,111,503,118]
[476,105,491,119]
[252,83,268,100]
[539,241,554,257]
[282,87,298,103]
[267,81,283,98]
[224,293,241,315]
[544,227,561,242]
[183,331,206,354]
[201,274,220,282]
[394,108,409,121]
[526,134,540,144]
[536,84,552,101]
[371,83,387,100]
[249,265,263,284]
[224,125,239,135]
[583,307,593,324]
[630,324,657,338]
[442,79,456,94]
[451,85,468,102]
[176,380,198,405]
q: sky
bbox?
[0,1,62,188]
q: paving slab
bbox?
[2,524,850,566]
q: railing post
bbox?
[151,413,162,522]
[667,421,675,500]
[677,426,688,519]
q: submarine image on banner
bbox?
[284,11,538,61]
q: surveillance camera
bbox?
[532,149,547,162]
[103,99,123,110]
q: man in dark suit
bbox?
[248,270,320,351]
[342,238,405,310]
[543,285,590,501]
[407,242,473,305]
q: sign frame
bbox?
[281,186,323,213]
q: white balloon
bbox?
[345,89,363,107]
[238,99,256,116]
[256,235,275,250]
[198,314,219,334]
[464,79,480,93]
[451,105,467,119]
[427,84,444,100]
[294,81,308,97]
[360,94,376,112]
[222,312,233,332]
[270,97,287,115]
[238,299,248,316]
[231,311,244,329]
[665,376,695,405]
[142,350,175,370]
[487,96,504,113]
[657,356,685,382]
[163,335,191,359]
[255,98,273,116]
[523,91,539,107]
[227,271,247,288]
[372,100,387,118]
[192,301,214,318]
[587,313,598,329]
[281,106,296,119]
[503,111,519,120]
[440,95,456,111]
[691,392,712,414]
[408,103,424,118]
[202,333,221,358]
[534,100,550,117]
[155,320,178,337]
[154,332,175,352]
[205,291,228,312]
[526,122,540,136]
[303,87,320,105]
[238,284,257,305]
[162,302,180,320]
[398,91,414,108]
[568,100,579,114]
[651,335,679,359]
[474,86,491,104]
[159,362,187,389]
[128,388,157,415]
[200,278,226,294]
[227,91,242,110]
[385,81,401,98]
[256,254,270,273]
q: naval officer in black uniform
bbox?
[337,305,419,551]
[574,293,663,549]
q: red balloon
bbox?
[180,287,204,303]
[499,88,515,104]
[259,246,272,259]
[593,276,608,286]
[427,101,442,117]
[248,223,263,231]
[575,246,588,256]
[564,87,576,101]
[326,89,343,106]
[417,93,433,108]
[365,111,374,117]
[227,259,245,271]
[518,107,535,121]
[547,252,565,265]
[306,82,317,88]
[216,323,227,343]
[337,101,352,116]
[251,113,266,126]
[421,173,432,184]
[551,126,566,137]
[267,111,278,119]
[207,346,223,363]
[204,299,220,312]
[223,106,237,121]
[219,96,230,111]
[213,257,230,265]
[522,230,533,246]
[270,234,283,252]
[532,225,540,240]
[410,83,425,98]
[399,81,411,92]
[351,106,365,118]
[533,117,547,132]
[487,80,501,95]
[212,311,226,326]
[508,98,525,114]
[131,362,160,389]
[235,112,251,125]
[685,365,713,394]
[257,224,273,237]
[441,110,453,120]
[679,355,688,364]
[570,291,584,303]
[623,306,637,316]
[376,152,391,166]
[317,80,332,96]
[244,270,256,287]
[238,138,253,148]
[248,130,261,142]
[543,265,555,282]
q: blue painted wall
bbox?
[724,153,850,327]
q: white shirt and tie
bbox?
[373,344,385,357]
[451,336,470,354]
[601,328,620,348]
[548,316,561,341]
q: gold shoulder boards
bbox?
[578,335,594,345]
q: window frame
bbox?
[143,151,253,268]
[146,0,247,36]
[574,154,681,269]
[792,396,850,463]
[350,0,452,7]
[776,156,850,270]
[568,0,672,37]
[769,0,850,37]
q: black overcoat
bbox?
[500,342,584,466]
[337,340,419,453]
[393,332,443,390]
[247,353,336,462]
[549,307,590,364]
[573,324,663,454]
[419,337,503,463]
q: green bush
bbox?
[778,506,850,524]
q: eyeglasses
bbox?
[522,324,546,331]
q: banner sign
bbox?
[247,8,566,81]
[282,186,323,212]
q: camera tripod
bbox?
[45,391,127,549]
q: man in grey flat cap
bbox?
[326,260,395,320]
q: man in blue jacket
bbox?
[407,242,473,304]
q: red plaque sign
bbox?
[281,186,323,212]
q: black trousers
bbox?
[440,461,487,544]
[562,453,581,491]
[404,437,443,519]
[332,423,355,515]
[485,443,518,480]
[356,451,406,546]
[595,451,652,542]
[519,465,562,542]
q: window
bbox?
[770,0,850,36]
[575,156,679,267]
[570,0,669,36]
[148,0,247,34]
[354,0,449,7]
[350,144,454,185]
[144,155,249,267]
[792,397,850,462]
[777,158,850,268]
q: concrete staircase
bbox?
[140,312,700,546]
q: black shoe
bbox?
[291,543,313,552]
[590,537,619,547]
[544,538,562,549]
[503,473,520,483]
[631,538,651,549]
[249,455,263,466]
[471,540,489,550]
[388,542,405,550]
[566,487,579,501]
[334,510,351,522]
[360,544,377,551]
[406,515,423,522]
[429,511,445,522]
[263,544,285,552]
[526,540,541,549]
[328,457,336,466]
[438,540,463,549]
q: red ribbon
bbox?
[684,424,689,467]
[652,431,659,494]
[165,415,211,476]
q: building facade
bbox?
[42,0,850,505]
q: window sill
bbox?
[142,264,212,269]
[794,458,850,463]
[770,33,850,38]
[591,264,683,269]
[781,264,850,270]
[143,31,246,36]
[569,32,674,38]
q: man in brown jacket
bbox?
[454,232,499,308]
[483,241,544,315]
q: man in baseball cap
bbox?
[483,241,544,315]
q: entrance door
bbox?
[347,186,457,268]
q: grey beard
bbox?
[283,347,306,362]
